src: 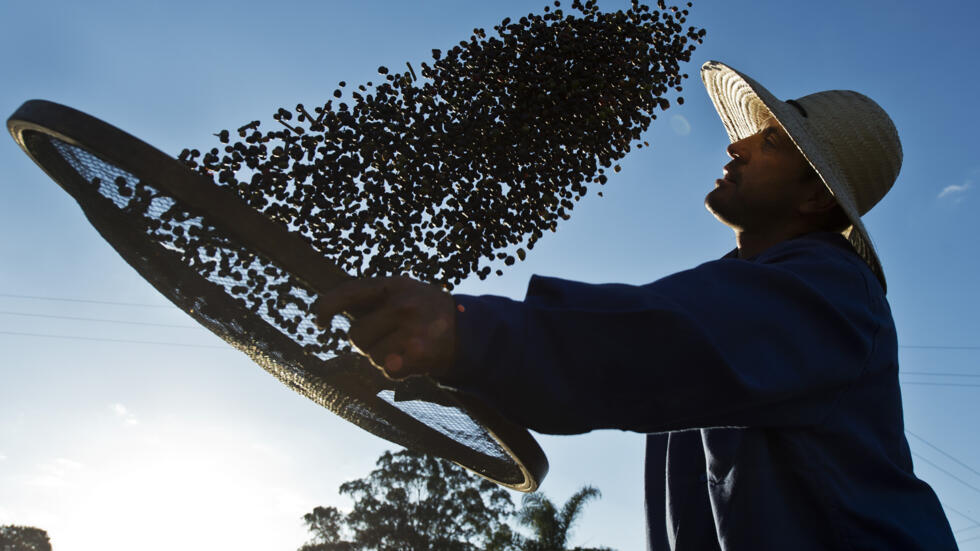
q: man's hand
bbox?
[313,276,457,380]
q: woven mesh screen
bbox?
[37,133,516,476]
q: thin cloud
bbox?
[938,180,972,199]
[111,403,139,425]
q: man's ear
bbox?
[798,183,838,215]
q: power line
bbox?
[907,430,980,479]
[0,292,174,308]
[904,436,980,542]
[902,432,980,537]
[901,345,980,351]
[0,330,227,350]
[901,381,980,388]
[957,523,980,535]
[0,310,199,329]
[911,451,980,496]
[902,372,980,378]
[3,295,979,355]
[960,532,980,544]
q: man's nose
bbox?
[726,138,746,159]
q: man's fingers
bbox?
[308,275,454,379]
[313,278,389,326]
[366,330,427,380]
[347,303,402,354]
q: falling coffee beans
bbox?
[164,0,703,356]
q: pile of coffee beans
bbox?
[178,0,703,289]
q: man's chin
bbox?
[704,192,739,228]
[704,188,725,215]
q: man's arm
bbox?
[440,237,885,434]
[316,235,886,435]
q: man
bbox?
[314,61,958,549]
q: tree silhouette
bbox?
[517,486,612,551]
[300,449,518,551]
[300,506,356,551]
[301,451,619,551]
[0,525,51,551]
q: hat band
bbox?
[785,99,808,118]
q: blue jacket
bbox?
[443,232,957,550]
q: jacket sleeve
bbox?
[437,237,886,434]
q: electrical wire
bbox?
[904,432,980,538]
[5,290,979,538]
[0,292,977,350]
[907,431,980,479]
[0,310,198,329]
[957,523,980,535]
[1,301,978,544]
[960,532,980,545]
[912,451,980,496]
[0,330,227,350]
[901,381,980,388]
[0,292,173,308]
[901,345,980,351]
[902,372,980,378]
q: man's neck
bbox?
[734,227,809,259]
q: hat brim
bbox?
[700,60,886,290]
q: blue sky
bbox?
[1,0,979,549]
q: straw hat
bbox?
[700,60,901,291]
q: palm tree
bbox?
[516,485,614,551]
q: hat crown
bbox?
[792,90,902,216]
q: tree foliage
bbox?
[300,450,616,551]
[517,486,612,551]
[0,525,51,551]
[301,449,517,551]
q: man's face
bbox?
[705,121,820,233]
